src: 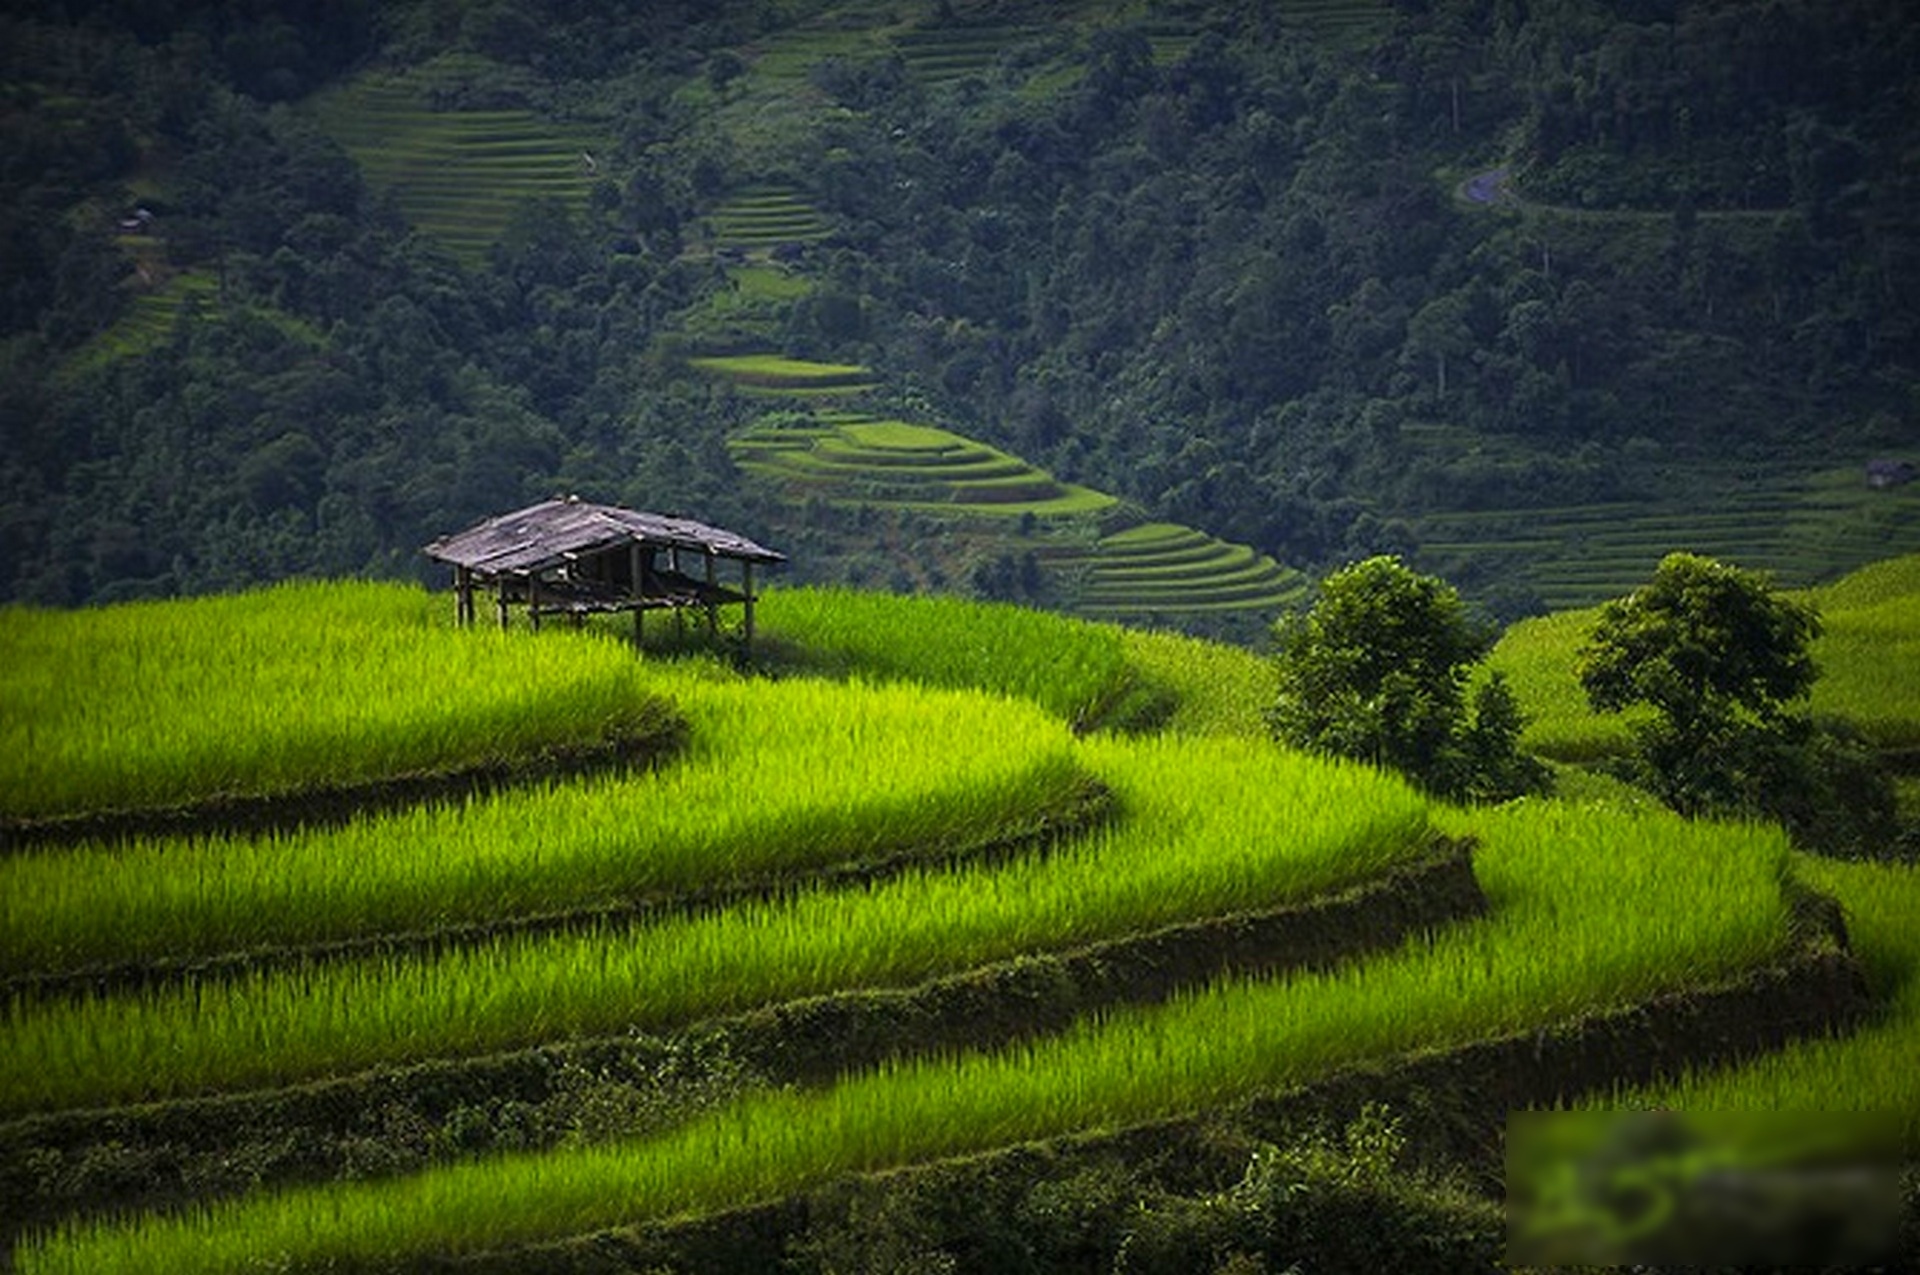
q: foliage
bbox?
[1578,552,1899,853]
[1270,556,1545,801]
[5,0,1919,618]
[1579,553,1821,745]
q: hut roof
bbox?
[424,498,785,576]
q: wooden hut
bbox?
[424,497,785,648]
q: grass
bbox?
[12,790,1798,1273]
[0,677,1089,978]
[753,585,1133,726]
[0,581,671,821]
[0,734,1430,1118]
[1614,852,1920,1142]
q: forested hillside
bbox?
[5,0,1917,622]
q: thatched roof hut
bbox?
[424,497,784,647]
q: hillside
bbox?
[2,0,1916,631]
[2,563,1915,1271]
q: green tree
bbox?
[1269,556,1544,802]
[1578,552,1819,814]
[1578,552,1897,855]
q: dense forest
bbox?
[3,0,1916,617]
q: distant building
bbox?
[1867,459,1917,489]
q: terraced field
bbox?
[888,25,1041,86]
[6,577,1909,1273]
[733,411,1115,519]
[690,354,880,399]
[58,270,217,380]
[306,54,602,265]
[729,401,1308,625]
[1413,464,1920,612]
[701,184,833,256]
[1277,0,1398,47]
[1071,521,1311,620]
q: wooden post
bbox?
[455,566,474,627]
[671,546,684,642]
[633,605,644,651]
[742,560,757,651]
[704,549,718,637]
[496,578,509,630]
[528,575,541,632]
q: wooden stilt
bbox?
[528,575,541,632]
[742,561,756,651]
[496,579,509,630]
[704,549,718,636]
[455,566,474,626]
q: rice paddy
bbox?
[702,184,833,254]
[752,584,1133,725]
[11,791,1798,1274]
[1412,462,1920,614]
[5,555,1915,1272]
[0,735,1429,1119]
[689,354,879,397]
[1073,522,1311,619]
[0,677,1089,978]
[731,410,1308,625]
[305,53,603,264]
[0,581,672,821]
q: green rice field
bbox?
[0,581,672,821]
[306,53,603,264]
[690,353,879,397]
[732,410,1115,517]
[4,559,1916,1272]
[1413,461,1920,613]
[11,790,1799,1273]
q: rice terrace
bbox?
[2,552,1917,1272]
[4,0,1920,1266]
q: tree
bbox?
[1578,552,1819,814]
[1578,552,1897,855]
[1269,556,1545,802]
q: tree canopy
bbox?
[1269,556,1542,802]
[1579,552,1822,738]
[1579,552,1896,855]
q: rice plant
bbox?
[755,586,1135,726]
[1607,853,1920,1145]
[0,735,1430,1118]
[0,581,670,821]
[10,795,1796,1274]
[1,676,1088,976]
